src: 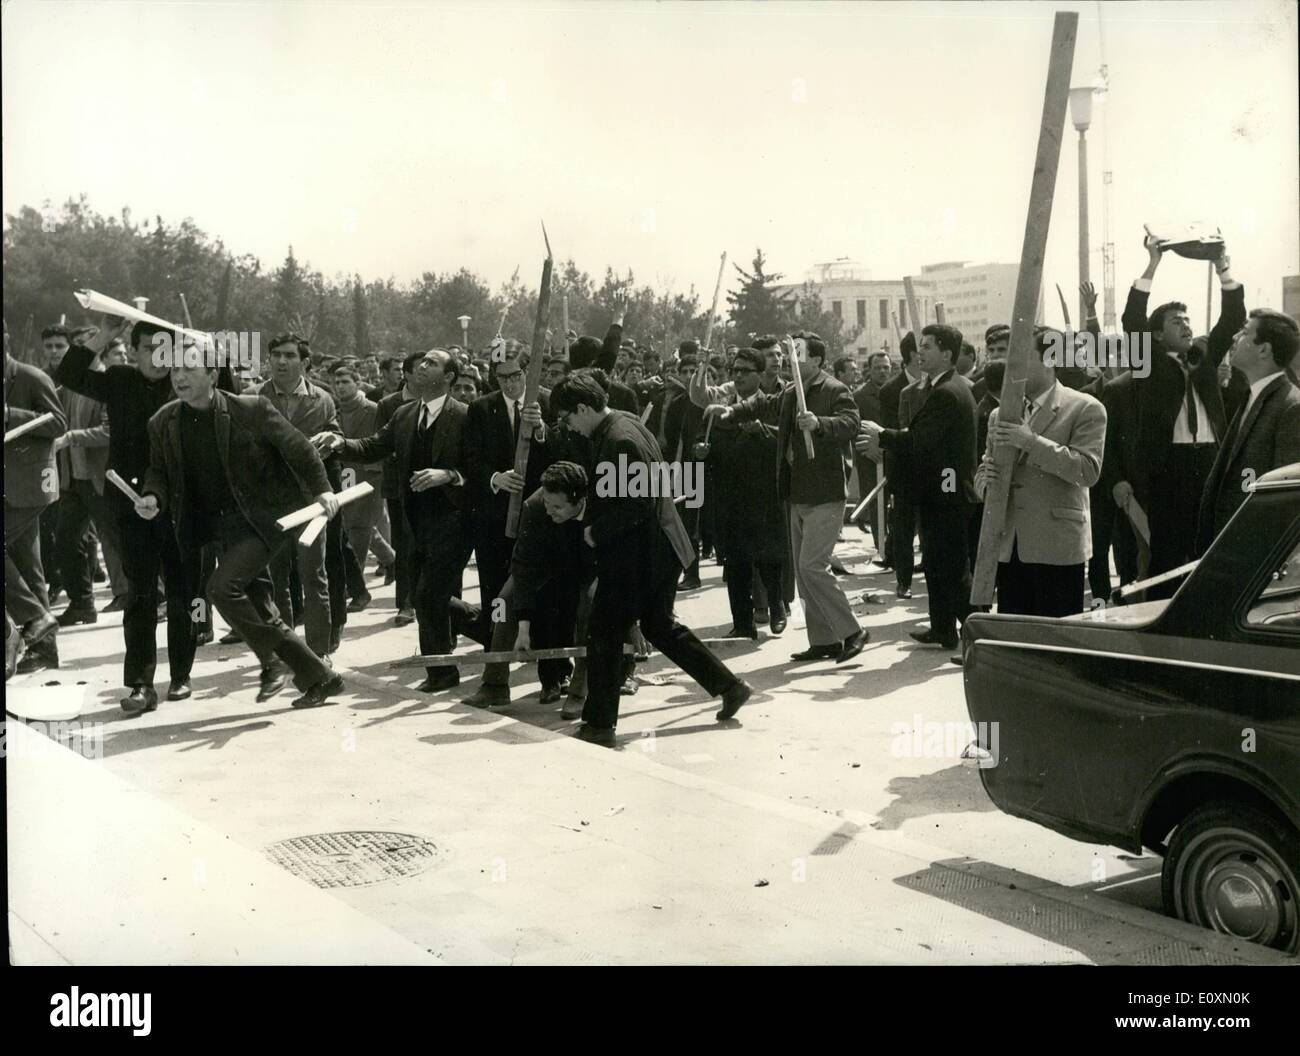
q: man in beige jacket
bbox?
[976,328,1107,618]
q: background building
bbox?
[1284,275,1300,323]
[788,259,1040,362]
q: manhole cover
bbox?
[265,831,439,889]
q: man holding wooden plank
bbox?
[704,334,867,664]
[137,359,344,711]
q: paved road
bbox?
[7,533,1287,965]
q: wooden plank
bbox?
[971,11,1078,604]
[902,276,924,338]
[505,225,553,538]
[388,637,751,670]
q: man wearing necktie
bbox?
[975,327,1107,618]
[462,354,552,661]
[1116,230,1245,597]
[318,349,473,692]
[1197,309,1300,552]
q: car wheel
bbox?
[1162,801,1299,955]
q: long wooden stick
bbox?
[389,637,750,670]
[1118,558,1198,599]
[179,292,195,329]
[506,229,553,538]
[971,11,1078,605]
[298,514,328,547]
[105,469,144,504]
[788,336,816,458]
[703,251,727,352]
[1055,283,1072,328]
[903,276,924,338]
[850,475,888,522]
[934,302,946,325]
[4,412,56,444]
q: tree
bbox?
[726,249,795,344]
[352,275,369,359]
[792,282,862,359]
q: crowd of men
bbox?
[5,231,1299,745]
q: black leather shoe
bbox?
[717,680,752,720]
[910,628,959,650]
[676,576,702,592]
[539,684,564,705]
[836,628,870,664]
[394,608,416,626]
[167,679,192,701]
[121,686,158,715]
[769,609,788,635]
[16,635,58,673]
[257,662,288,702]
[574,724,617,748]
[220,629,244,644]
[347,593,372,613]
[102,595,127,613]
[57,605,98,627]
[195,629,214,647]
[462,686,509,708]
[383,565,397,586]
[291,673,344,708]
[754,606,770,626]
[790,644,839,661]
[949,655,964,667]
[619,678,639,696]
[417,671,460,693]
[725,625,759,640]
[896,587,913,599]
[22,612,59,648]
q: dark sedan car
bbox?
[962,463,1300,955]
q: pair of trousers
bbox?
[269,530,331,656]
[54,479,124,608]
[1147,443,1218,599]
[208,515,330,691]
[996,542,1085,617]
[472,530,515,642]
[916,503,977,638]
[411,516,468,679]
[5,502,51,626]
[583,541,738,729]
[343,488,395,570]
[887,492,917,589]
[119,513,199,687]
[386,497,413,610]
[724,560,784,630]
[480,576,582,693]
[788,501,860,648]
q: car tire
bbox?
[1162,800,1299,955]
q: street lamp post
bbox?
[457,314,471,351]
[1069,86,1094,328]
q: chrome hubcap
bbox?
[1179,827,1297,951]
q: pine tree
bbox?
[352,275,369,358]
[726,249,795,344]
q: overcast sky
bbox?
[4,0,1297,326]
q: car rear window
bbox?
[1245,537,1300,631]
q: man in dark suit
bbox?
[851,351,891,547]
[877,333,924,596]
[55,320,203,705]
[137,361,344,712]
[568,302,638,412]
[5,333,67,673]
[550,374,751,746]
[462,353,552,647]
[1118,231,1245,592]
[319,349,475,692]
[859,324,979,651]
[712,335,867,663]
[1198,309,1300,551]
[374,352,420,624]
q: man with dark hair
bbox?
[329,362,397,607]
[544,357,569,390]
[648,350,706,590]
[832,356,860,389]
[754,339,783,394]
[689,348,788,637]
[1115,230,1245,592]
[5,326,67,674]
[251,333,344,659]
[549,374,751,745]
[462,460,594,709]
[372,350,423,621]
[971,325,1010,403]
[318,349,473,692]
[876,332,924,592]
[859,323,978,652]
[462,351,551,648]
[708,337,867,663]
[851,351,892,548]
[1198,309,1300,550]
[974,327,1107,618]
[137,361,344,711]
[956,341,977,381]
[55,319,201,704]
